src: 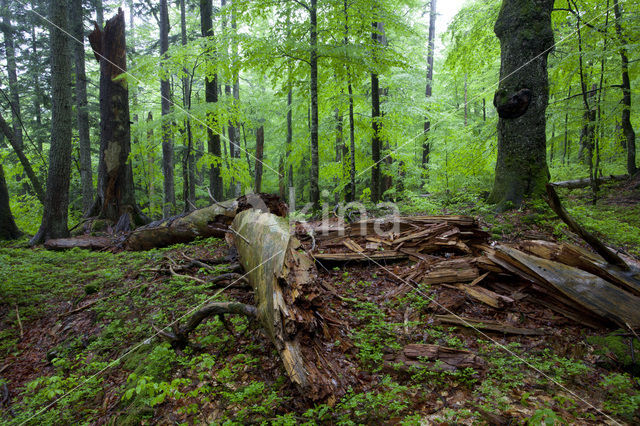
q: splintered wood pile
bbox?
[301,215,640,331]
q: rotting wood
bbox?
[124,193,287,250]
[519,240,640,297]
[384,343,486,373]
[494,244,640,328]
[231,209,352,400]
[436,315,549,336]
[44,236,113,251]
[551,174,627,189]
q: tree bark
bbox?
[422,0,436,176]
[371,22,383,202]
[71,0,94,214]
[0,162,21,240]
[1,0,23,154]
[309,0,320,209]
[254,126,264,193]
[159,0,175,218]
[30,25,44,152]
[200,0,223,200]
[488,0,553,210]
[31,0,73,245]
[343,0,355,202]
[613,0,637,175]
[0,111,45,203]
[180,0,196,212]
[87,9,146,227]
[125,193,287,250]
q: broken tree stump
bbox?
[231,209,352,400]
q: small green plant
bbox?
[600,372,640,419]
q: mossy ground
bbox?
[1,179,639,424]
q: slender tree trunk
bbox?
[464,74,468,126]
[87,9,145,226]
[0,162,20,239]
[200,0,223,200]
[230,1,240,196]
[309,0,320,208]
[371,21,383,202]
[95,0,104,26]
[254,126,264,193]
[422,0,436,176]
[613,0,637,175]
[1,0,23,153]
[286,86,293,190]
[31,0,73,244]
[30,25,43,152]
[343,0,355,202]
[71,0,94,214]
[180,0,195,211]
[147,112,155,214]
[159,0,175,217]
[0,112,45,203]
[488,0,553,210]
[563,86,571,164]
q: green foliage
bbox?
[600,372,640,419]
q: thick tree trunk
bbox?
[422,0,436,176]
[71,0,94,214]
[613,0,637,175]
[200,0,223,200]
[31,0,73,245]
[87,9,146,227]
[159,0,175,218]
[488,0,553,209]
[309,0,320,209]
[0,163,21,240]
[254,126,264,193]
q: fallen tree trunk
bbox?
[551,174,627,189]
[124,194,287,250]
[231,209,353,400]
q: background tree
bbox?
[488,0,554,209]
[31,0,73,244]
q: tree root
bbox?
[157,302,257,349]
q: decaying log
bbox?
[550,174,628,189]
[493,245,640,328]
[45,236,113,251]
[385,343,486,373]
[231,209,352,399]
[124,194,287,250]
[519,240,640,297]
[436,315,549,336]
[545,184,630,270]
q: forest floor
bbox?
[1,179,640,425]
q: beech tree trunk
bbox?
[371,22,382,202]
[343,0,356,202]
[422,0,436,176]
[159,0,175,217]
[309,0,320,209]
[0,163,21,240]
[31,0,73,245]
[255,126,264,193]
[488,0,553,209]
[87,9,146,227]
[200,0,223,200]
[180,0,196,212]
[71,0,94,214]
[613,0,637,175]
